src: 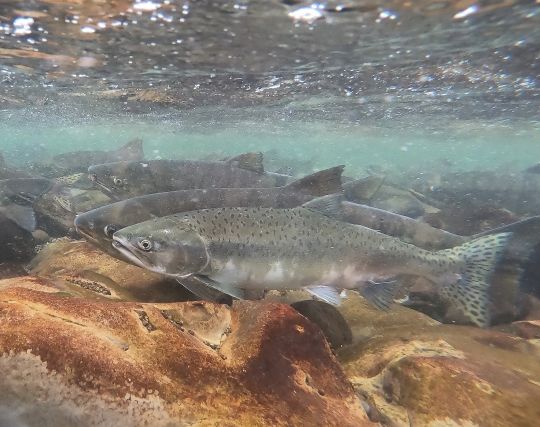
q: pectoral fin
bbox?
[176,277,233,304]
[192,274,248,300]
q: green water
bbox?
[2,116,539,174]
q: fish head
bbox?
[88,161,149,199]
[112,223,209,276]
[74,210,118,244]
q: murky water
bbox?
[1,1,540,426]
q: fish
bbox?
[524,163,540,174]
[75,165,344,257]
[75,166,343,302]
[0,152,32,179]
[411,170,540,217]
[0,178,54,232]
[343,175,439,218]
[52,138,144,172]
[87,152,293,200]
[338,199,466,250]
[112,205,514,327]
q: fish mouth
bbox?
[75,226,99,244]
[73,216,98,243]
[88,174,121,201]
[112,235,155,271]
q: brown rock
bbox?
[338,294,540,426]
[291,300,353,349]
[0,279,371,426]
[29,239,193,302]
[510,320,540,339]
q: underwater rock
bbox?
[337,294,540,426]
[0,281,372,426]
[290,300,353,349]
[510,320,540,339]
[0,215,36,262]
[28,239,193,303]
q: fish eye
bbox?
[112,176,124,186]
[103,224,118,237]
[138,239,153,251]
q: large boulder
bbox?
[0,277,372,426]
[28,239,193,302]
[337,294,540,426]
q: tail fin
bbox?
[440,232,513,327]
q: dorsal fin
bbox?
[524,163,540,174]
[343,175,385,202]
[226,152,264,174]
[285,165,344,196]
[302,194,345,220]
[114,138,144,160]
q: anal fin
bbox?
[305,285,344,306]
[359,280,399,310]
[176,277,233,304]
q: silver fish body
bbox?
[0,178,54,232]
[75,166,344,259]
[113,206,512,327]
[87,154,290,200]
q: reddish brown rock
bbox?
[338,294,540,426]
[510,320,540,339]
[0,278,371,426]
[29,239,193,302]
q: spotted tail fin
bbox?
[440,232,512,327]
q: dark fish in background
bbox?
[75,166,344,301]
[27,139,145,178]
[343,175,439,218]
[0,178,54,261]
[336,199,466,250]
[75,165,344,257]
[0,178,54,232]
[52,138,144,172]
[524,163,540,174]
[112,205,514,327]
[0,152,31,179]
[412,170,540,217]
[0,215,36,261]
[87,152,293,200]
[262,148,316,176]
[34,187,114,237]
